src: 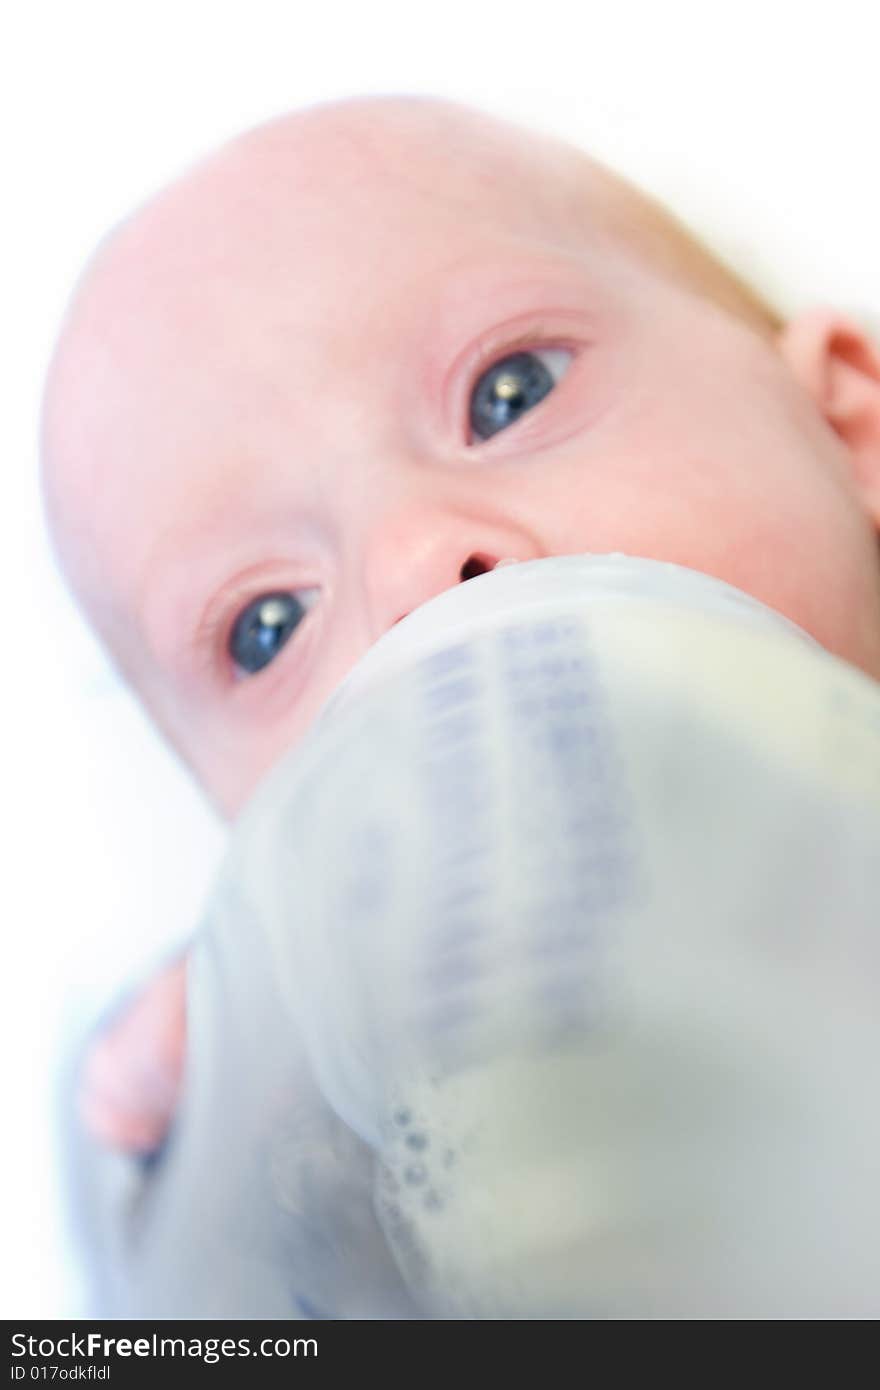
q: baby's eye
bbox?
[228,590,318,676]
[468,347,572,443]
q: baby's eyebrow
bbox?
[423,251,599,343]
[414,251,604,407]
[136,507,314,677]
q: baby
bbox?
[39,93,880,1155]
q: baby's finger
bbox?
[79,1087,170,1153]
[78,1034,178,1131]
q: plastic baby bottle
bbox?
[66,553,880,1319]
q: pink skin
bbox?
[41,98,880,1152]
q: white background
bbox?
[3,0,878,1316]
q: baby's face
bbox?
[42,100,880,819]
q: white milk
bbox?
[67,554,880,1318]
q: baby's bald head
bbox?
[39,94,880,817]
[40,94,779,609]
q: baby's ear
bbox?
[777,306,880,519]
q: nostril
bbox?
[393,553,504,628]
[460,553,498,581]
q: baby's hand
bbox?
[78,954,188,1154]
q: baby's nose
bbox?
[392,554,520,625]
[461,553,520,580]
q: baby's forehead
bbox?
[50,129,598,468]
[45,114,599,462]
[92,100,586,274]
[44,102,598,444]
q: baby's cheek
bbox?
[200,706,326,819]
